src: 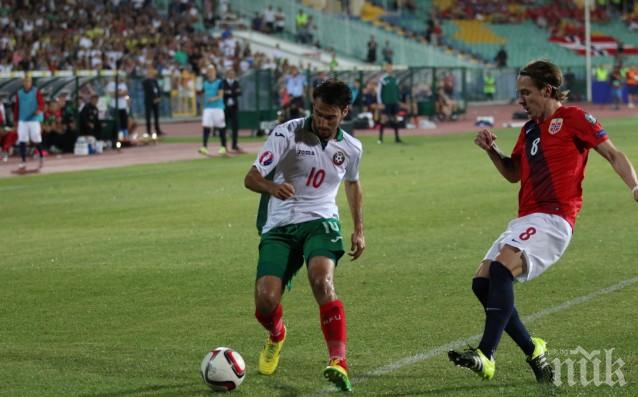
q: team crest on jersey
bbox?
[259,151,274,166]
[333,151,345,166]
[585,112,597,124]
[548,118,563,135]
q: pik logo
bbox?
[259,151,274,166]
[552,346,626,387]
[548,118,563,135]
[333,151,345,166]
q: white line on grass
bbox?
[303,275,638,397]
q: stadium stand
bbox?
[232,0,477,67]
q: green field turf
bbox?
[1,117,637,397]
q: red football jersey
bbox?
[511,106,608,228]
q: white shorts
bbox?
[202,108,226,128]
[17,121,42,143]
[483,213,572,282]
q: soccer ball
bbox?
[200,347,246,391]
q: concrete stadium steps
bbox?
[232,30,370,70]
[442,20,585,67]
[233,0,477,67]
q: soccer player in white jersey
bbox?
[244,79,365,392]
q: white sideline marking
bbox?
[303,275,638,396]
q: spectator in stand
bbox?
[143,66,164,137]
[79,94,101,137]
[495,46,508,68]
[222,68,242,153]
[366,35,377,64]
[382,41,394,65]
[42,99,63,153]
[263,5,276,33]
[58,92,78,153]
[275,7,286,34]
[0,97,17,162]
[295,9,309,44]
[443,71,456,98]
[435,85,458,121]
[252,11,264,32]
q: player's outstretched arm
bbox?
[475,128,520,183]
[345,180,365,260]
[244,166,295,200]
[594,140,638,202]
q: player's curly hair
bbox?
[312,79,352,110]
[519,59,569,101]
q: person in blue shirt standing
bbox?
[199,65,227,156]
[13,76,45,172]
[285,65,307,120]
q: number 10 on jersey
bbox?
[306,167,326,188]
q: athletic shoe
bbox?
[232,146,245,154]
[448,347,495,380]
[1,151,7,162]
[323,358,352,392]
[258,325,286,375]
[218,146,227,155]
[198,147,209,155]
[527,337,554,384]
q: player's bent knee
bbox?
[255,277,282,312]
[255,292,280,314]
[309,277,336,301]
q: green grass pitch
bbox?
[1,117,637,396]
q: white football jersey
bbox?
[253,117,363,234]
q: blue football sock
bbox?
[478,262,514,358]
[472,277,535,356]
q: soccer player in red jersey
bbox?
[449,59,638,382]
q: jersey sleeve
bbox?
[344,140,363,182]
[252,124,290,176]
[572,109,608,148]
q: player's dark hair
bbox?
[312,79,352,110]
[519,59,569,101]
